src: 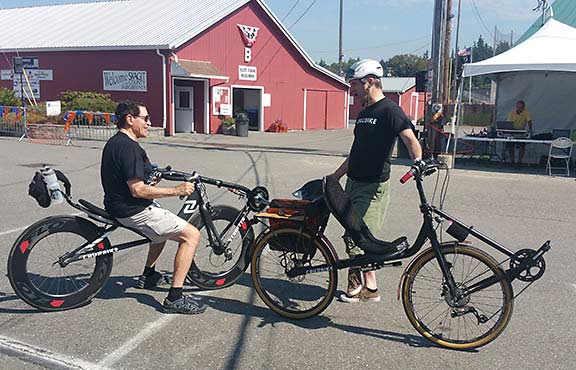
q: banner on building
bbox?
[103,70,147,92]
[212,86,231,115]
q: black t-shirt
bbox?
[101,132,153,218]
[347,97,413,182]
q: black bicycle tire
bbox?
[187,205,254,289]
[401,244,514,349]
[251,228,338,319]
[8,215,113,311]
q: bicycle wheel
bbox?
[8,216,113,311]
[401,244,514,349]
[187,205,254,289]
[251,228,338,319]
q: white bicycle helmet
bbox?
[345,59,384,82]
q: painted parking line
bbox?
[98,291,209,368]
[97,314,177,368]
[0,335,110,370]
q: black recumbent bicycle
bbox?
[8,167,270,311]
[249,159,551,350]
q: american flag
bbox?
[457,47,471,57]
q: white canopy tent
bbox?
[462,18,576,134]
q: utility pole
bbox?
[451,0,462,104]
[441,0,453,106]
[430,0,444,109]
[338,0,344,75]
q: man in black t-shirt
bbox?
[101,101,205,314]
[332,59,422,303]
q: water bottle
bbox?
[41,165,63,205]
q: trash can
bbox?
[235,112,249,137]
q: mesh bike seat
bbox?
[322,175,408,256]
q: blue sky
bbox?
[0,0,545,62]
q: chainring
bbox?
[509,248,546,282]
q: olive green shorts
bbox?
[342,178,391,257]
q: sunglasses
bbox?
[133,114,150,122]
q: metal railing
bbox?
[0,106,26,137]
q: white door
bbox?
[175,86,194,133]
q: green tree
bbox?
[317,57,360,76]
[382,54,427,77]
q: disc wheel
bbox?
[251,228,337,319]
[8,216,113,311]
[401,244,513,349]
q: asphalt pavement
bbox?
[0,130,575,370]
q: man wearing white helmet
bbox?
[332,59,422,303]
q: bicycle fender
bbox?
[396,241,462,301]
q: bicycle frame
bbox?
[286,167,550,298]
[58,173,262,267]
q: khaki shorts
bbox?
[117,205,188,244]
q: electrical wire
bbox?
[281,0,303,22]
[469,0,495,41]
[287,0,318,30]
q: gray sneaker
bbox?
[163,294,207,314]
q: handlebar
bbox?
[399,158,447,184]
[153,166,252,194]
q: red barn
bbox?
[0,0,349,135]
[349,77,426,123]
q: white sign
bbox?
[1,69,53,80]
[103,70,147,92]
[219,104,232,116]
[13,79,40,100]
[263,93,271,107]
[46,101,61,116]
[238,66,257,81]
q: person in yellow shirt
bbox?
[506,100,533,164]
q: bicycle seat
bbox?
[78,199,115,222]
[322,175,409,256]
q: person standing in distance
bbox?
[332,60,422,303]
[101,100,205,314]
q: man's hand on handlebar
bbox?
[175,182,195,197]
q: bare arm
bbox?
[127,179,194,200]
[332,157,349,180]
[399,128,422,160]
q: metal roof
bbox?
[0,0,346,86]
[380,77,415,93]
[516,0,576,45]
[0,0,251,51]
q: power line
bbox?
[287,0,318,30]
[469,0,495,40]
[310,35,430,54]
[281,0,303,22]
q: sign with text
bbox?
[46,101,61,116]
[238,66,257,81]
[212,86,231,115]
[1,69,53,80]
[103,70,147,92]
[13,79,40,100]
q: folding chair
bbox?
[546,137,573,176]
